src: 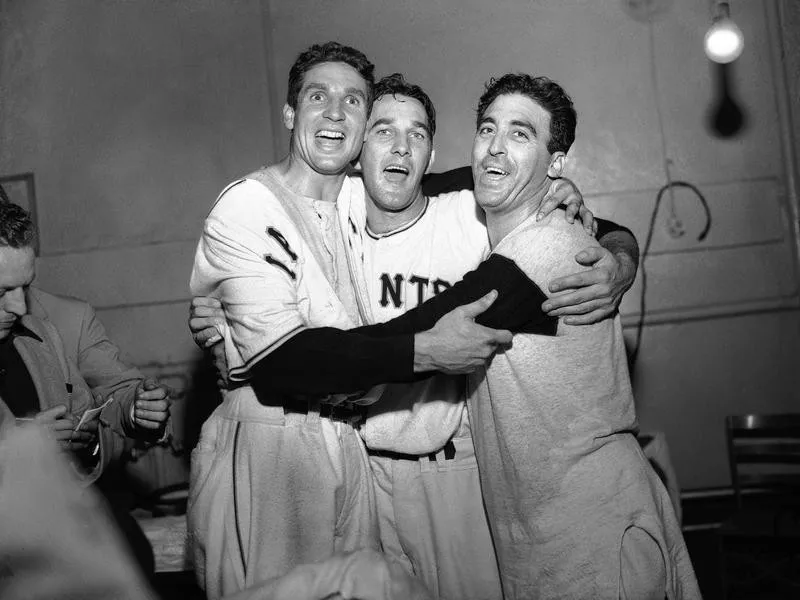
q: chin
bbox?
[314,161,351,175]
[474,191,501,210]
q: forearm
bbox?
[79,312,145,435]
[355,254,557,338]
[421,166,473,196]
[246,328,416,396]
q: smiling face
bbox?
[472,93,565,214]
[283,61,370,176]
[360,93,434,215]
[0,245,34,341]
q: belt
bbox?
[283,401,367,424]
[319,402,368,423]
[367,439,457,462]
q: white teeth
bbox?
[317,130,345,139]
[385,165,409,174]
[486,167,508,176]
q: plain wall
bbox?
[1,0,798,490]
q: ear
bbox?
[547,152,566,179]
[282,104,295,131]
[425,148,436,174]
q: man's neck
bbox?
[365,191,427,235]
[273,155,348,203]
[485,191,544,248]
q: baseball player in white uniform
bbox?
[188,43,514,600]
[351,74,640,600]
[191,70,640,599]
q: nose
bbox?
[4,288,27,318]
[323,98,345,122]
[392,135,409,157]
[488,133,506,157]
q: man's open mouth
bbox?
[316,130,345,141]
[384,165,409,175]
[485,166,509,177]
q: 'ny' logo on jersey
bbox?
[379,273,452,308]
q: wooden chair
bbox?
[718,413,800,598]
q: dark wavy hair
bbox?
[373,73,437,138]
[0,202,36,248]
[286,41,375,109]
[476,74,576,154]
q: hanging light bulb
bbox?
[704,1,744,64]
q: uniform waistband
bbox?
[285,400,368,425]
[367,439,457,462]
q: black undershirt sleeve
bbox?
[246,254,556,396]
[354,254,557,338]
[421,165,474,197]
[248,329,415,396]
[595,218,635,243]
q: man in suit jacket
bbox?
[26,286,170,442]
[0,202,170,478]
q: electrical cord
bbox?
[630,181,712,367]
[630,21,713,368]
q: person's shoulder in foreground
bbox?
[0,423,157,600]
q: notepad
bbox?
[74,396,115,431]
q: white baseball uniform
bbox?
[189,168,380,599]
[348,185,504,600]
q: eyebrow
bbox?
[345,87,367,101]
[302,83,366,101]
[370,117,430,136]
[510,119,537,135]
[478,116,537,136]
[303,82,329,93]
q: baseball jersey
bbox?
[361,190,491,454]
[191,168,362,381]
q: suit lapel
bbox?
[13,315,93,416]
[14,320,71,412]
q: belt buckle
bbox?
[321,402,361,423]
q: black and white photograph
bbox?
[1,1,799,599]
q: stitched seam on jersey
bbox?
[206,179,247,216]
[365,196,430,239]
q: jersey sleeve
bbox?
[496,220,599,297]
[190,180,306,374]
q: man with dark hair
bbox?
[190,42,532,598]
[0,197,170,445]
[0,202,121,477]
[459,74,699,598]
[286,41,376,111]
[0,200,173,575]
